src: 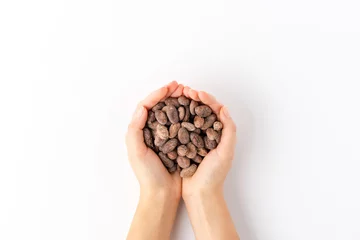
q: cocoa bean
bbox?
[204,136,217,150]
[169,123,181,138]
[178,127,190,145]
[166,106,179,124]
[159,139,179,154]
[195,105,212,117]
[180,164,197,178]
[177,156,190,168]
[190,132,205,148]
[189,100,198,115]
[181,122,196,131]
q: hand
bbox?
[126,81,184,199]
[126,81,186,240]
[181,86,239,240]
[181,86,237,197]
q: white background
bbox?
[1,0,360,239]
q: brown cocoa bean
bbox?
[177,156,190,168]
[167,151,178,160]
[159,138,178,154]
[193,155,203,163]
[156,124,169,140]
[165,97,180,107]
[159,152,175,168]
[177,145,188,157]
[169,123,181,138]
[186,142,197,159]
[147,111,156,123]
[178,106,185,121]
[206,128,218,141]
[197,147,208,157]
[154,135,167,147]
[152,102,165,111]
[204,136,217,150]
[201,114,217,130]
[183,106,190,122]
[190,132,205,148]
[194,116,204,128]
[143,128,154,149]
[178,96,190,106]
[180,164,197,178]
[168,164,177,173]
[162,105,169,112]
[215,130,221,143]
[155,110,168,125]
[189,100,198,115]
[195,105,212,117]
[181,122,196,131]
[213,121,223,131]
[166,106,179,124]
[194,128,201,134]
[148,120,160,130]
[178,127,190,144]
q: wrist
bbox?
[183,186,223,204]
[140,187,181,205]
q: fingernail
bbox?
[222,106,231,118]
[134,106,144,119]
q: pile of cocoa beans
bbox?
[143,96,223,178]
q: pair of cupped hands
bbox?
[126,81,237,201]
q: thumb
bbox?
[126,105,148,155]
[216,106,237,161]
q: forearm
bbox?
[184,189,239,240]
[127,190,180,240]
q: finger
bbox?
[126,106,148,155]
[198,91,223,116]
[183,86,191,98]
[188,88,200,101]
[161,81,178,101]
[216,106,237,161]
[141,86,168,110]
[170,84,184,97]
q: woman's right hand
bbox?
[181,87,237,197]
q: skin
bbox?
[126,81,239,240]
